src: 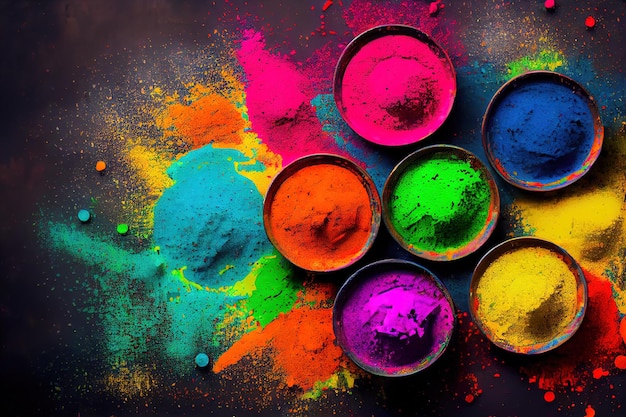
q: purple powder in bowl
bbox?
[333,259,455,376]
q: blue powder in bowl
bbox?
[484,74,598,189]
[154,145,272,286]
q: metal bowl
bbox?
[469,237,588,354]
[333,24,457,147]
[482,70,603,191]
[382,145,500,261]
[263,154,381,272]
[333,259,456,376]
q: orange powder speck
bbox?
[95,160,107,172]
[615,355,626,369]
[213,305,343,391]
[544,391,555,402]
[592,367,609,379]
[584,404,596,417]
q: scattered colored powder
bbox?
[95,160,107,172]
[237,29,341,164]
[544,391,556,402]
[153,144,273,286]
[520,269,623,391]
[513,189,624,270]
[615,355,626,370]
[265,159,378,271]
[386,149,494,259]
[153,79,282,195]
[584,404,596,417]
[213,305,343,391]
[337,30,456,146]
[241,253,301,328]
[506,49,566,78]
[484,74,598,189]
[473,245,581,351]
[334,261,455,375]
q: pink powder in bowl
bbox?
[334,25,456,146]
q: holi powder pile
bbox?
[31,0,626,415]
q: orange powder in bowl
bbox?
[263,154,381,272]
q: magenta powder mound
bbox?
[333,259,455,376]
[333,25,456,146]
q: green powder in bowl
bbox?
[383,145,500,261]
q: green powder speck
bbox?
[388,153,492,255]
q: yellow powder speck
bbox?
[474,246,580,350]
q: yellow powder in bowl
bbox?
[472,244,584,353]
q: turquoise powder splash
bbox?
[153,144,273,286]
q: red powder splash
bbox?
[520,269,625,391]
[236,29,343,164]
[592,367,609,379]
[620,316,626,345]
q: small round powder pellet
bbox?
[117,223,129,235]
[77,209,91,223]
[95,160,107,172]
[195,353,210,368]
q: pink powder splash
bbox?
[336,32,456,146]
[236,29,342,164]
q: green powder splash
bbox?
[388,154,492,255]
[506,49,566,78]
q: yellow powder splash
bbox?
[153,71,282,195]
[513,122,626,312]
[120,143,175,237]
[104,363,159,399]
[474,246,580,349]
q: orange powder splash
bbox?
[213,304,343,391]
[267,163,376,271]
[153,73,282,194]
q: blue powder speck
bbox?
[485,79,596,186]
